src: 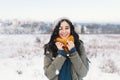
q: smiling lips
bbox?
[61,33,69,38]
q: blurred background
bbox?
[0,0,120,80]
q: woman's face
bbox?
[59,21,71,39]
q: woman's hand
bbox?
[55,42,64,50]
[67,41,75,51]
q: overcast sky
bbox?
[0,0,120,23]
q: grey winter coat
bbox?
[44,41,89,80]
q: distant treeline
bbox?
[82,23,120,34]
[0,20,120,34]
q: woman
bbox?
[44,18,89,80]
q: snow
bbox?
[0,34,120,80]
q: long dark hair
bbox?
[44,18,81,57]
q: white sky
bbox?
[0,0,120,22]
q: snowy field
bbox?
[0,34,120,80]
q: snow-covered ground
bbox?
[0,34,120,80]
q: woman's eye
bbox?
[65,26,70,29]
[59,26,70,30]
[65,27,69,29]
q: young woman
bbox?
[44,18,89,80]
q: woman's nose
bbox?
[62,29,66,32]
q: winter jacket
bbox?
[44,41,89,80]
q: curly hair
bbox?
[44,18,82,57]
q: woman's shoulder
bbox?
[44,43,55,59]
[79,39,84,45]
[78,39,85,52]
[44,43,50,49]
[44,43,51,55]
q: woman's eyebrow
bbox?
[65,26,70,28]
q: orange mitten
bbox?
[56,35,74,56]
